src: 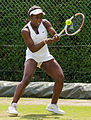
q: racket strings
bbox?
[67,15,83,34]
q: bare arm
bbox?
[21,27,47,53]
[21,20,59,52]
[43,19,59,44]
[43,19,57,35]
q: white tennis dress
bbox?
[25,21,54,67]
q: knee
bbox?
[21,74,32,87]
[56,72,64,84]
[61,73,64,82]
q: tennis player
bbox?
[8,5,65,116]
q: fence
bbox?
[0,0,91,82]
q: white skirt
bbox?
[25,47,54,68]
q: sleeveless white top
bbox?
[25,21,53,63]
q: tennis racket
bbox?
[57,13,85,37]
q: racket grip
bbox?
[57,34,60,37]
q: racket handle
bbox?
[57,28,65,37]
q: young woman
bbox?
[8,5,65,116]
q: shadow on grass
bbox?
[20,113,63,120]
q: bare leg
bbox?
[12,59,37,103]
[41,59,64,104]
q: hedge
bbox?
[0,0,91,83]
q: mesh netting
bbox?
[0,0,91,82]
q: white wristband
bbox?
[44,40,46,44]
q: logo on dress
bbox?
[42,31,45,33]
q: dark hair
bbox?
[25,5,41,23]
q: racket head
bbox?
[65,13,85,36]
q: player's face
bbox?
[31,13,43,27]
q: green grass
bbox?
[0,98,91,120]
